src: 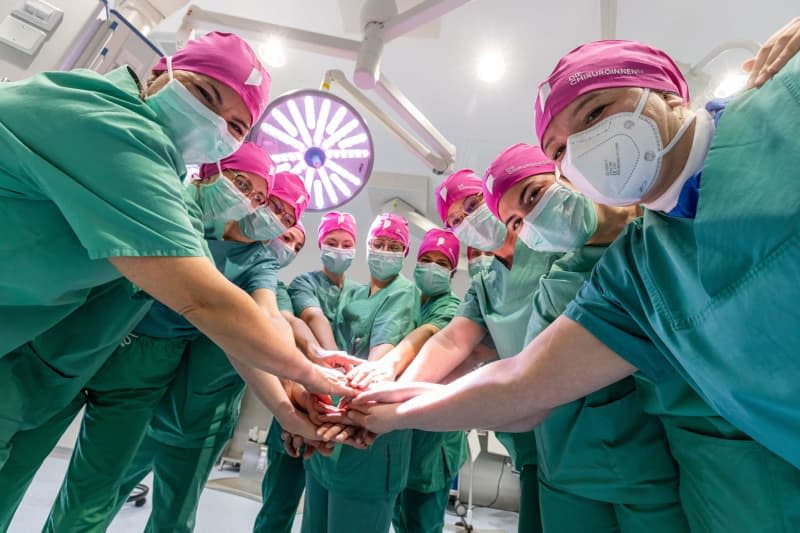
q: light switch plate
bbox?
[12,0,63,32]
[0,15,46,55]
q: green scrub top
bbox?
[276,281,293,314]
[307,274,418,497]
[135,239,280,339]
[146,242,281,446]
[525,247,679,504]
[288,270,357,349]
[565,52,800,468]
[456,240,560,469]
[0,66,206,355]
[406,290,468,493]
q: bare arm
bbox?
[350,316,637,433]
[299,307,338,351]
[439,342,499,384]
[110,256,352,395]
[400,317,488,384]
[367,343,395,362]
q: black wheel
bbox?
[127,483,150,507]
[134,498,146,507]
[455,501,467,517]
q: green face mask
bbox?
[367,249,404,280]
[321,246,355,274]
[467,255,494,278]
[414,263,451,296]
[518,183,598,252]
[453,203,507,251]
[195,171,254,223]
[239,206,287,241]
[265,238,297,268]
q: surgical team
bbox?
[0,13,799,533]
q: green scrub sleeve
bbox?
[421,292,461,331]
[455,282,487,328]
[564,250,672,380]
[0,68,205,260]
[276,282,293,313]
[288,272,322,316]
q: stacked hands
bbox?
[278,349,440,458]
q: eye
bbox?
[228,121,244,137]
[195,84,213,104]
[450,215,463,228]
[251,192,267,206]
[437,261,449,268]
[282,213,296,228]
[510,218,522,232]
[586,104,608,125]
[550,145,565,162]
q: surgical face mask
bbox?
[367,249,404,281]
[467,255,494,278]
[239,206,287,241]
[265,238,297,268]
[517,184,598,252]
[453,203,507,251]
[414,263,451,297]
[561,88,696,206]
[147,56,242,164]
[195,167,254,223]
[321,245,355,274]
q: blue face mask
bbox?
[453,203,507,251]
[265,238,297,268]
[367,249,404,281]
[517,184,598,252]
[147,56,242,164]
[414,263,451,296]
[321,246,355,274]
[195,166,254,223]
[467,255,494,278]
[239,207,287,241]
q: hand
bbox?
[346,402,404,435]
[300,363,357,397]
[291,384,334,426]
[314,423,372,449]
[280,430,334,459]
[277,408,324,443]
[744,17,800,88]
[346,361,396,389]
[350,381,443,406]
[312,347,364,373]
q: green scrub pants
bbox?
[664,422,800,533]
[113,429,233,533]
[538,477,685,533]
[518,464,543,533]
[0,394,85,530]
[43,335,188,533]
[301,470,398,533]
[392,485,451,533]
[0,278,149,470]
[253,448,306,533]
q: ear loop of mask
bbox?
[166,55,174,81]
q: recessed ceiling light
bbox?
[258,38,286,68]
[477,51,506,83]
[713,71,747,98]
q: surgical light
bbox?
[477,51,505,83]
[258,37,286,68]
[249,89,374,211]
[713,71,748,99]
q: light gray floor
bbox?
[9,454,519,532]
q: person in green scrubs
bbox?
[0,31,348,474]
[301,213,418,533]
[255,211,361,533]
[348,34,800,488]
[109,220,311,533]
[481,143,686,532]
[369,228,467,533]
[466,246,495,279]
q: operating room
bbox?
[1,1,799,532]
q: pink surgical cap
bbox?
[318,211,357,248]
[534,39,689,141]
[483,144,556,219]
[434,169,484,226]
[418,228,460,270]
[153,32,271,124]
[270,172,310,221]
[368,213,410,255]
[198,141,275,193]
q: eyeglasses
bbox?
[231,174,268,207]
[370,239,405,253]
[266,196,297,228]
[447,193,483,228]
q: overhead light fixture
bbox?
[713,71,748,99]
[249,89,375,211]
[258,37,286,68]
[477,51,505,83]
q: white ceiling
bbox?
[154,1,796,288]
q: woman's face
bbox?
[147,70,251,141]
[541,87,688,203]
[278,226,305,253]
[446,192,484,229]
[265,195,297,229]
[467,247,494,261]
[497,173,557,234]
[417,250,453,271]
[369,237,405,254]
[198,170,269,209]
[322,229,355,250]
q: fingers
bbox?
[746,44,770,89]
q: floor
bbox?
[8,453,520,533]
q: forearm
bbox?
[367,343,395,362]
[380,325,438,378]
[305,312,338,351]
[400,326,473,383]
[228,357,295,422]
[285,313,322,358]
[440,342,499,384]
